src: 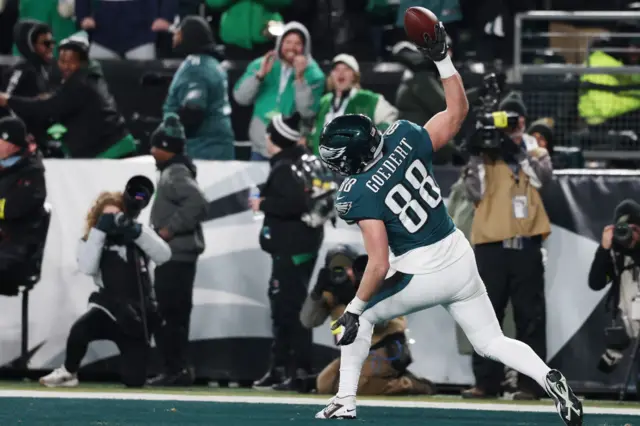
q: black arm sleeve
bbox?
[588,245,615,291]
[178,104,205,137]
[260,167,308,218]
[7,80,86,120]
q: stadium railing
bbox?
[513,10,640,161]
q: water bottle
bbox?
[249,186,264,221]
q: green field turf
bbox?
[0,397,634,426]
[0,382,638,426]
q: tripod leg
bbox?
[619,336,640,401]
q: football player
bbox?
[315,23,582,426]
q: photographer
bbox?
[0,116,47,296]
[298,245,435,396]
[589,200,640,375]
[462,88,553,400]
[39,178,171,388]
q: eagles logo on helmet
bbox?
[318,114,383,177]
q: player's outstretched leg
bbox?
[315,317,374,420]
[446,293,583,426]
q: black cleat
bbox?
[544,370,583,426]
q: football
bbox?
[403,7,439,48]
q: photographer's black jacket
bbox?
[0,150,47,250]
[259,145,323,255]
[588,246,615,292]
[77,226,171,336]
[7,62,129,158]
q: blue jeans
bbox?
[250,151,269,162]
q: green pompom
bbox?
[162,113,186,140]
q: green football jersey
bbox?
[335,120,455,256]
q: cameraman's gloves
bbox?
[416,22,456,79]
[111,212,143,242]
[311,268,330,299]
[118,223,142,244]
[95,213,117,233]
[331,297,367,345]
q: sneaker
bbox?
[146,368,195,387]
[461,386,496,399]
[315,395,356,419]
[272,376,294,391]
[253,366,285,390]
[39,366,79,388]
[544,370,583,426]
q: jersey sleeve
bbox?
[178,67,210,110]
[404,120,434,163]
[335,183,382,225]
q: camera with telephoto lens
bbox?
[613,223,634,249]
[467,73,520,152]
[116,175,155,227]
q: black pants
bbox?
[472,241,547,395]
[269,254,316,374]
[153,260,197,374]
[65,308,149,387]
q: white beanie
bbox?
[332,54,359,73]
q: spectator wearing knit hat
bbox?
[0,32,137,159]
[250,112,324,391]
[308,53,398,156]
[527,118,554,155]
[147,113,208,387]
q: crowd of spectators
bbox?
[0,0,639,166]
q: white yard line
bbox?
[0,390,639,416]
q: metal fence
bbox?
[513,11,640,160]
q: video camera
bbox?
[468,73,520,151]
[116,175,155,227]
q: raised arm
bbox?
[419,23,469,152]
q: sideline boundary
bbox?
[1,390,640,416]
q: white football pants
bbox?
[337,231,551,397]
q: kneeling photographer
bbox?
[299,245,435,396]
[39,177,171,388]
[463,75,553,399]
[589,200,640,376]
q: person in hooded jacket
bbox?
[163,15,235,160]
[234,21,325,161]
[0,116,47,296]
[0,32,137,159]
[147,114,209,386]
[38,179,172,388]
[1,20,55,146]
[249,112,323,390]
